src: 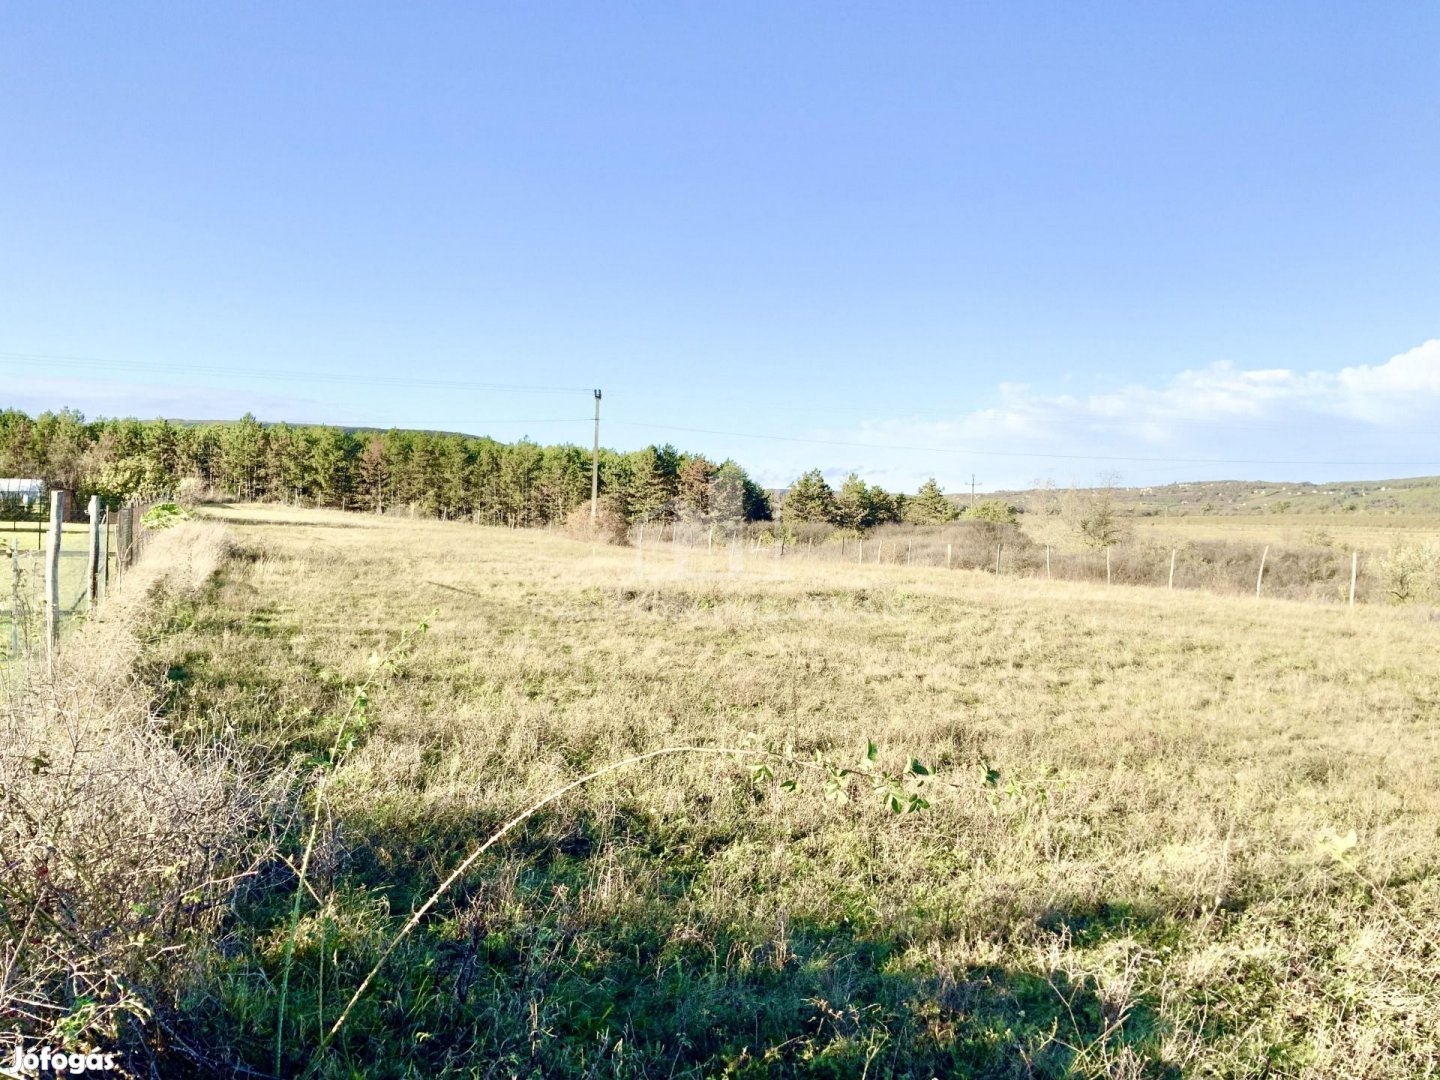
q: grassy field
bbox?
[139,505,1440,1076]
[0,518,92,550]
[1124,513,1440,552]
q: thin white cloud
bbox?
[772,339,1440,491]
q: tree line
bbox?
[0,408,1004,529]
[0,409,775,527]
[780,469,1016,528]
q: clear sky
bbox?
[3,3,1438,492]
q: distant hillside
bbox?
[991,475,1440,517]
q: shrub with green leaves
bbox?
[140,502,192,530]
[1375,542,1440,603]
[965,498,1020,525]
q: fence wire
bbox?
[1,498,158,672]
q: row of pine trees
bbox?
[0,409,771,526]
[0,408,971,528]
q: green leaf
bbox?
[779,779,797,793]
[865,740,879,765]
[908,758,930,777]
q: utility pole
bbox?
[590,389,602,522]
[970,474,979,509]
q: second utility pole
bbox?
[590,389,602,521]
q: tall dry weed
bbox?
[0,522,287,1072]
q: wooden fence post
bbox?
[1169,548,1177,590]
[1349,551,1358,607]
[707,524,714,553]
[87,495,101,610]
[1105,546,1111,585]
[116,503,127,581]
[99,507,109,601]
[858,540,863,564]
[906,541,912,565]
[1255,545,1269,599]
[995,544,1002,575]
[1045,545,1051,579]
[45,490,64,661]
[946,543,953,569]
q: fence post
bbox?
[1255,545,1269,600]
[1349,551,1358,607]
[946,543,953,570]
[858,540,863,564]
[1045,545,1050,579]
[708,525,714,553]
[118,502,133,584]
[45,490,64,662]
[1105,546,1111,585]
[87,495,101,610]
[1169,549,1177,590]
[99,507,109,601]
[906,541,912,565]
[995,544,1002,575]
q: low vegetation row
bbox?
[5,408,1438,606]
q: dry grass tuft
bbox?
[563,501,630,546]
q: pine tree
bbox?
[676,455,716,520]
[831,474,872,530]
[783,469,835,523]
[906,478,959,524]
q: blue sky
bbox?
[2,3,1438,493]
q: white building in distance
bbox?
[0,479,45,506]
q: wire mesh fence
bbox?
[621,518,1395,606]
[1,497,162,673]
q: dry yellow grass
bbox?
[111,505,1440,1075]
[1123,513,1440,552]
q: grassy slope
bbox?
[997,476,1440,517]
[168,505,1440,1077]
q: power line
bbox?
[606,420,1440,469]
[0,351,592,396]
